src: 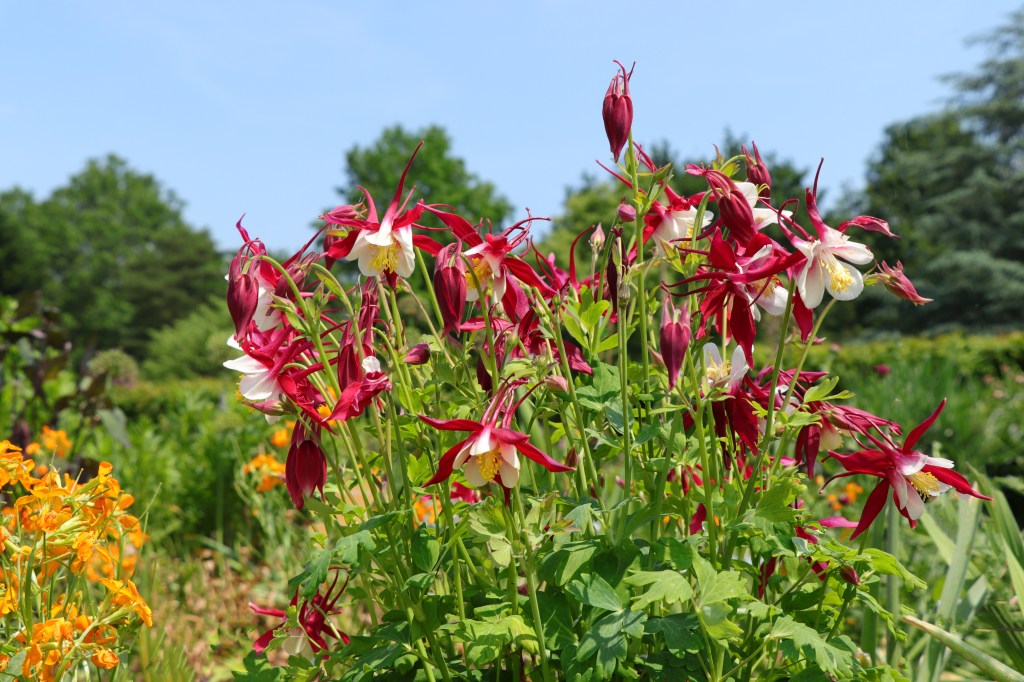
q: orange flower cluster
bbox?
[24,426,73,460]
[826,481,864,512]
[243,453,287,492]
[0,439,151,679]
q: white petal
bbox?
[702,343,723,370]
[223,354,264,373]
[463,459,486,487]
[364,221,394,247]
[470,430,494,456]
[362,356,382,373]
[498,461,520,487]
[924,456,955,469]
[902,479,926,520]
[798,260,825,308]
[823,258,864,301]
[239,372,279,401]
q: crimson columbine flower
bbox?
[250,570,350,657]
[602,60,634,162]
[419,383,573,489]
[826,399,991,539]
[874,260,933,305]
[285,424,327,510]
[660,296,691,389]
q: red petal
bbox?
[425,437,472,486]
[851,480,890,540]
[903,399,946,452]
[418,416,482,432]
[515,439,573,473]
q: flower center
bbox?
[706,360,731,386]
[369,242,401,274]
[824,257,853,294]
[907,471,945,502]
[475,448,502,483]
[465,258,494,294]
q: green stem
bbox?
[513,487,553,682]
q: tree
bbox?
[848,9,1024,334]
[338,125,513,228]
[0,155,226,358]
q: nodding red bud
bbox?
[660,296,691,389]
[742,143,772,198]
[286,426,326,510]
[543,375,570,394]
[704,170,757,246]
[590,224,606,250]
[227,251,259,339]
[602,60,634,162]
[873,364,891,377]
[403,343,431,366]
[320,202,363,225]
[839,565,861,586]
[434,242,467,336]
[875,261,933,305]
[617,201,637,223]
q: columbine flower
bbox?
[285,424,326,510]
[331,143,437,281]
[826,399,991,538]
[660,296,691,390]
[419,383,572,489]
[702,343,748,393]
[789,179,874,308]
[250,571,350,658]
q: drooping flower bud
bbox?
[543,375,569,394]
[602,61,634,162]
[227,249,259,340]
[874,261,933,305]
[434,242,467,336]
[286,425,326,510]
[617,201,637,223]
[698,168,757,247]
[660,296,691,389]
[839,565,861,586]
[742,142,772,198]
[403,343,431,366]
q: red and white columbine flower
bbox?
[419,383,572,489]
[826,399,991,538]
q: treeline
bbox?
[2,8,1022,378]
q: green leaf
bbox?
[753,478,803,524]
[411,527,441,572]
[334,530,377,566]
[644,613,701,656]
[860,548,926,589]
[625,570,693,610]
[568,573,623,612]
[769,615,854,677]
[577,610,646,679]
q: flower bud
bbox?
[543,375,569,394]
[742,142,771,198]
[660,296,691,389]
[617,201,637,223]
[875,261,933,305]
[434,242,467,335]
[703,169,757,246]
[285,425,326,510]
[589,224,606,250]
[403,343,431,366]
[602,61,634,162]
[227,250,259,340]
[839,565,861,586]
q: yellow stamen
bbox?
[706,360,732,385]
[825,258,853,294]
[475,449,502,483]
[907,471,945,502]
[369,242,401,274]
[465,257,494,294]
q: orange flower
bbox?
[91,649,120,669]
[100,578,153,627]
[270,427,290,448]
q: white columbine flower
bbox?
[347,221,416,279]
[791,225,873,308]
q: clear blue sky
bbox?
[2,1,1020,253]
